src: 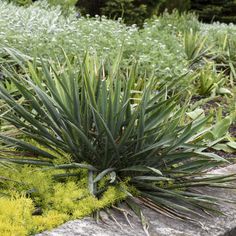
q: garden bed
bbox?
[0,1,235,236]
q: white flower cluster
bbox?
[0,1,235,85]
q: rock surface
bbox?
[37,164,236,236]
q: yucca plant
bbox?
[184,29,211,66]
[195,63,228,96]
[217,34,236,87]
[0,50,235,230]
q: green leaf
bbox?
[93,168,115,183]
[217,88,233,96]
[212,144,235,153]
[210,117,231,139]
[186,108,204,120]
[133,176,173,181]
[227,142,236,150]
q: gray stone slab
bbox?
[37,164,236,236]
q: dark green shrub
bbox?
[77,0,161,26]
[159,0,191,14]
[100,0,149,26]
[191,0,236,23]
[76,0,192,25]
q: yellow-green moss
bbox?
[49,181,90,214]
[32,210,69,233]
[0,193,34,236]
[0,164,129,235]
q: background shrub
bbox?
[159,0,191,14]
[6,0,236,25]
[76,0,161,26]
[191,0,236,23]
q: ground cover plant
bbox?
[0,162,126,235]
[0,1,235,236]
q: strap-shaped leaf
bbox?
[93,168,116,183]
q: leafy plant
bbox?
[217,34,236,86]
[7,0,77,15]
[46,0,77,15]
[198,63,232,96]
[0,1,191,82]
[77,0,161,26]
[0,51,235,228]
[205,111,236,155]
[193,62,231,97]
[159,0,191,14]
[6,0,32,6]
[100,0,149,26]
[184,29,210,65]
[191,0,236,24]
